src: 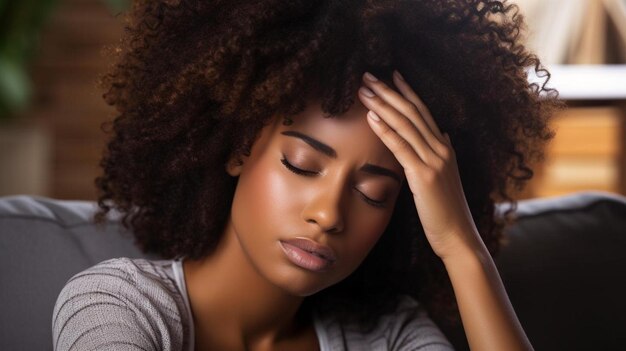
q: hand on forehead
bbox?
[275,99,403,171]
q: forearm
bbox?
[442,232,533,351]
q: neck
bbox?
[183,218,312,349]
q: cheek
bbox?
[232,156,295,234]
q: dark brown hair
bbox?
[94,0,565,332]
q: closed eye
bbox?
[357,193,387,208]
[280,157,318,176]
[280,156,387,208]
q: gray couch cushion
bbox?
[0,195,155,351]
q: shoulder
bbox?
[317,295,455,350]
[53,257,181,309]
[52,257,187,351]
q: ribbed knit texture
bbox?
[52,257,454,350]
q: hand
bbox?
[358,70,481,260]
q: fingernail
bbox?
[360,86,375,98]
[368,110,380,121]
[364,72,378,82]
[393,70,405,81]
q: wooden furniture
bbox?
[524,65,626,199]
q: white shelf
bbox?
[527,64,626,100]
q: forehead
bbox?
[275,100,400,169]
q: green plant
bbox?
[0,0,131,122]
[102,0,131,15]
[0,0,58,122]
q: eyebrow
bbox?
[282,131,337,158]
[360,164,403,184]
[280,130,403,184]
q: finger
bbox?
[362,72,446,157]
[366,110,427,174]
[392,70,445,142]
[359,85,437,165]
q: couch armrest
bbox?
[497,191,626,350]
[444,191,626,351]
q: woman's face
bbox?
[226,98,405,296]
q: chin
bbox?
[270,267,338,297]
[285,283,329,297]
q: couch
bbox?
[1,191,625,351]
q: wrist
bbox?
[438,226,490,264]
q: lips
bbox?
[280,238,337,262]
[279,238,337,272]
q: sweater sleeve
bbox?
[52,258,184,351]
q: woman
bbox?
[53,0,564,350]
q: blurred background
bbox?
[0,0,625,201]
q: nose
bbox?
[302,179,346,234]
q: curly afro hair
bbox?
[94,0,565,333]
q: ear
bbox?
[225,153,245,177]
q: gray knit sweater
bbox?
[52,257,454,350]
